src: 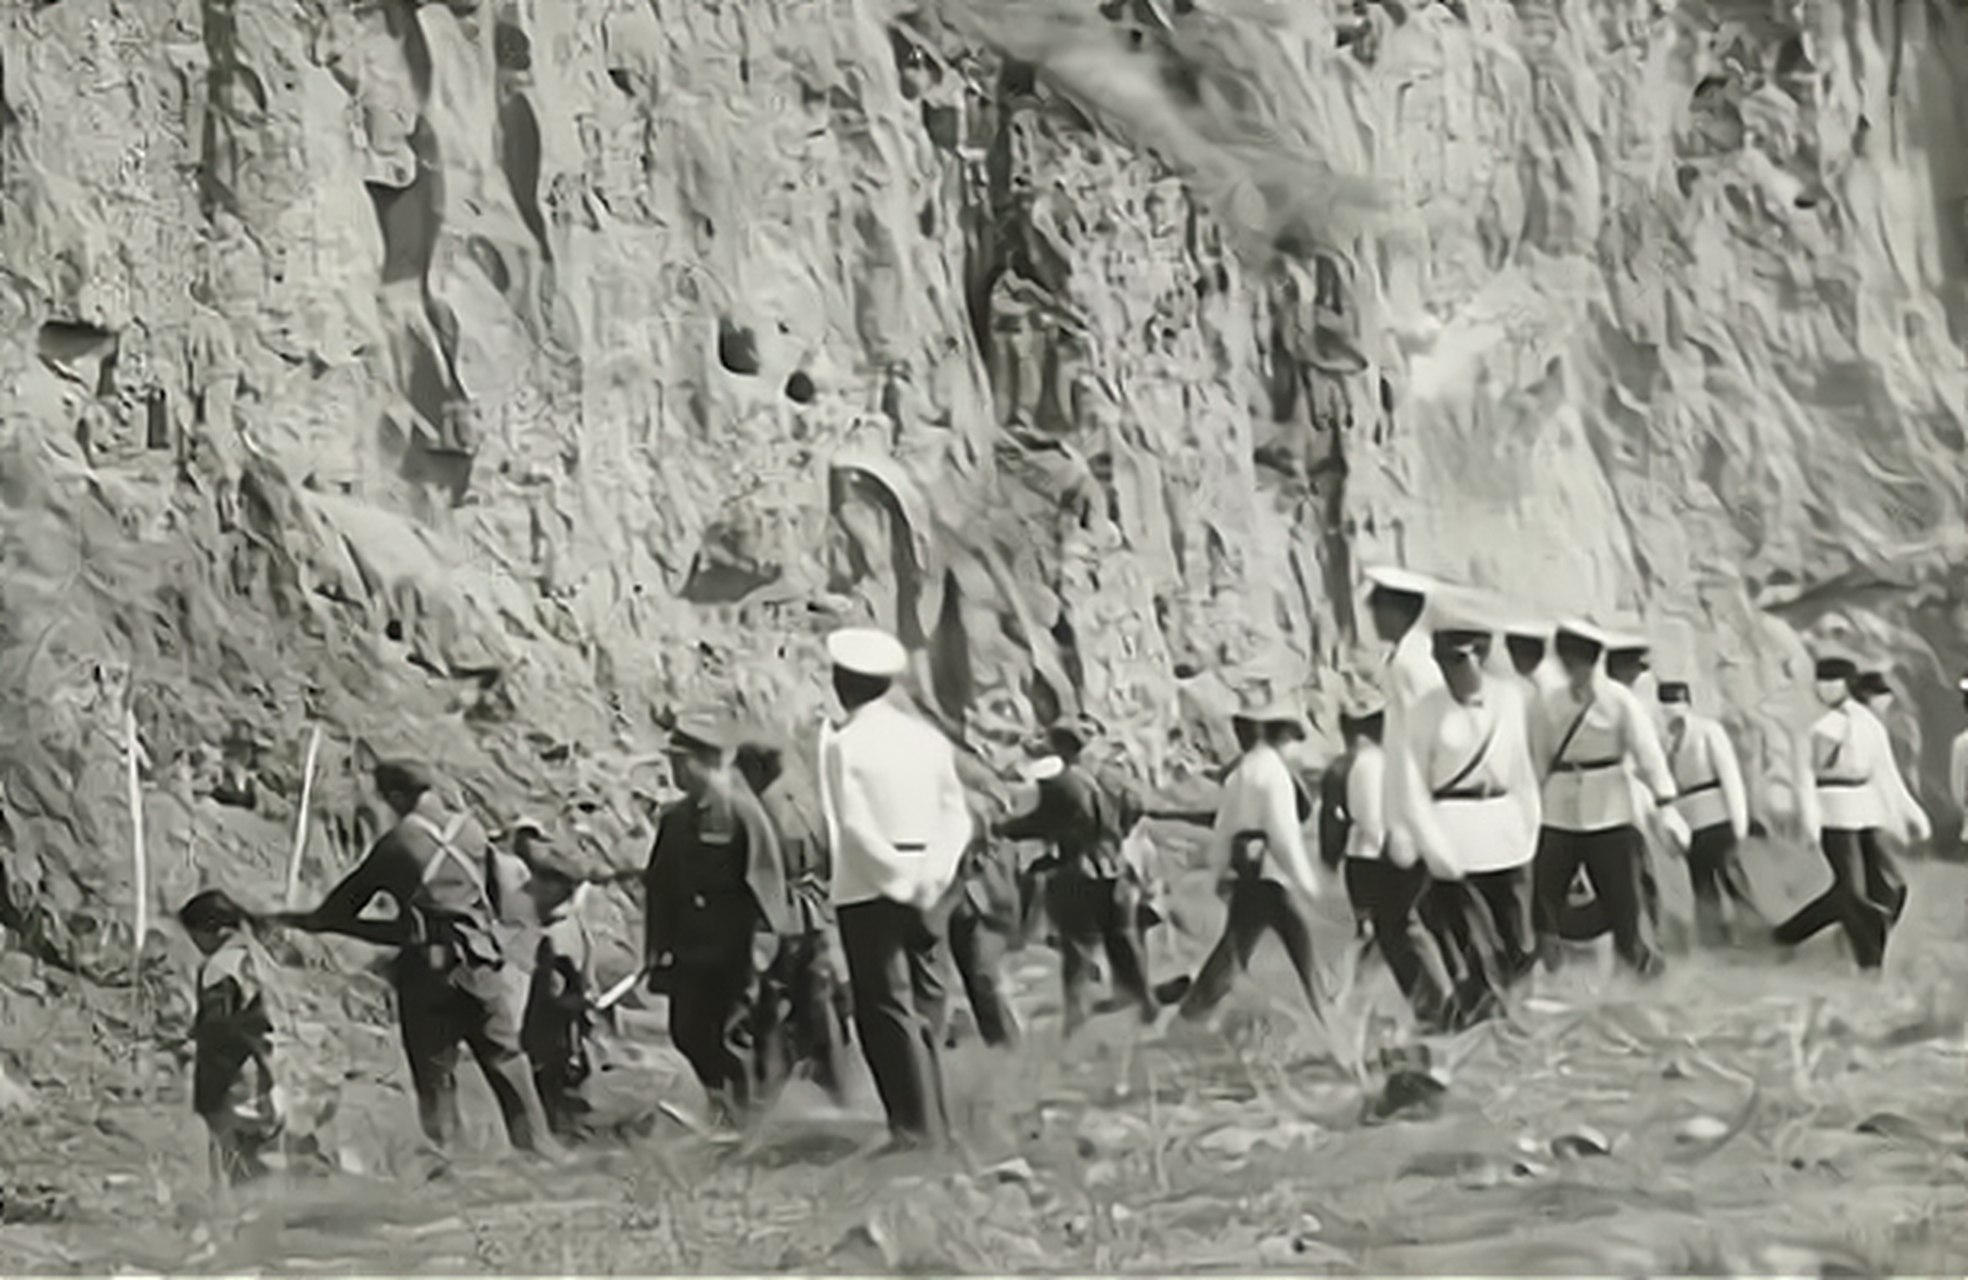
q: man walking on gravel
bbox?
[818,628,971,1152]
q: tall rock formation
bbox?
[3,0,1964,963]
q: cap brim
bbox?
[1362,565,1444,597]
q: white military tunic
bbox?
[818,696,973,907]
[1532,677,1676,833]
[1212,744,1320,895]
[1665,711,1749,837]
[1395,678,1542,875]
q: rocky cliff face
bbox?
[3,0,1965,965]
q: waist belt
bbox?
[893,841,927,851]
[1678,779,1720,798]
[1553,757,1623,773]
[1435,784,1509,802]
[1815,778,1867,789]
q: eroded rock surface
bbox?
[2,0,1966,960]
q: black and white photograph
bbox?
[1,0,1965,1273]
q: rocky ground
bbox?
[1,835,1963,1276]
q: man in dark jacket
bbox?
[993,722,1154,1036]
[735,735,853,1106]
[276,760,562,1159]
[643,715,791,1128]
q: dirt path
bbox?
[3,855,1964,1275]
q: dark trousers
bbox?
[947,905,1019,1048]
[668,954,763,1121]
[1685,824,1760,945]
[395,961,554,1153]
[1534,826,1658,976]
[757,932,851,1105]
[1773,827,1901,969]
[1554,853,1663,941]
[837,898,952,1146]
[1342,859,1453,1017]
[1177,877,1319,1020]
[1421,865,1534,1022]
[1047,872,1154,1034]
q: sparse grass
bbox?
[2,854,1965,1274]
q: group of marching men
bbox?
[1322,566,1935,1040]
[170,568,1957,1180]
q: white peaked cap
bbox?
[1362,565,1441,597]
[1554,617,1619,648]
[1502,617,1553,640]
[826,627,908,678]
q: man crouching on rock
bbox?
[273,760,567,1163]
[641,714,792,1131]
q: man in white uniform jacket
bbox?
[1772,657,1918,970]
[1363,567,1452,874]
[1174,696,1325,1024]
[816,628,971,1149]
[1530,620,1688,978]
[1394,621,1543,1026]
[1658,681,1759,946]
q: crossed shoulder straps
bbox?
[404,811,486,895]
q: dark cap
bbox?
[1658,681,1691,704]
[1852,671,1892,699]
[373,758,438,798]
[178,887,250,934]
[1814,656,1858,682]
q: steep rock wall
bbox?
[2,0,1964,966]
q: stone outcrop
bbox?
[2,0,1965,963]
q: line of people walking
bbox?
[176,573,1949,1182]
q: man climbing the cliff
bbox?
[1659,681,1759,947]
[1773,658,1921,970]
[274,760,565,1162]
[992,719,1155,1037]
[1530,622,1688,979]
[735,733,854,1106]
[642,715,791,1131]
[1174,696,1327,1025]
[817,628,971,1152]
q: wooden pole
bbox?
[285,725,323,910]
[123,708,148,960]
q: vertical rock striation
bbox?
[2,0,1964,956]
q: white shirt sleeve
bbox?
[1255,752,1317,894]
[1866,715,1927,840]
[1951,732,1968,834]
[1498,682,1543,837]
[1345,748,1387,860]
[1709,720,1750,838]
[1393,694,1454,875]
[1619,688,1677,805]
[1796,720,1824,838]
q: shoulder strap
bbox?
[407,812,486,893]
[1545,695,1596,776]
[1435,714,1500,797]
